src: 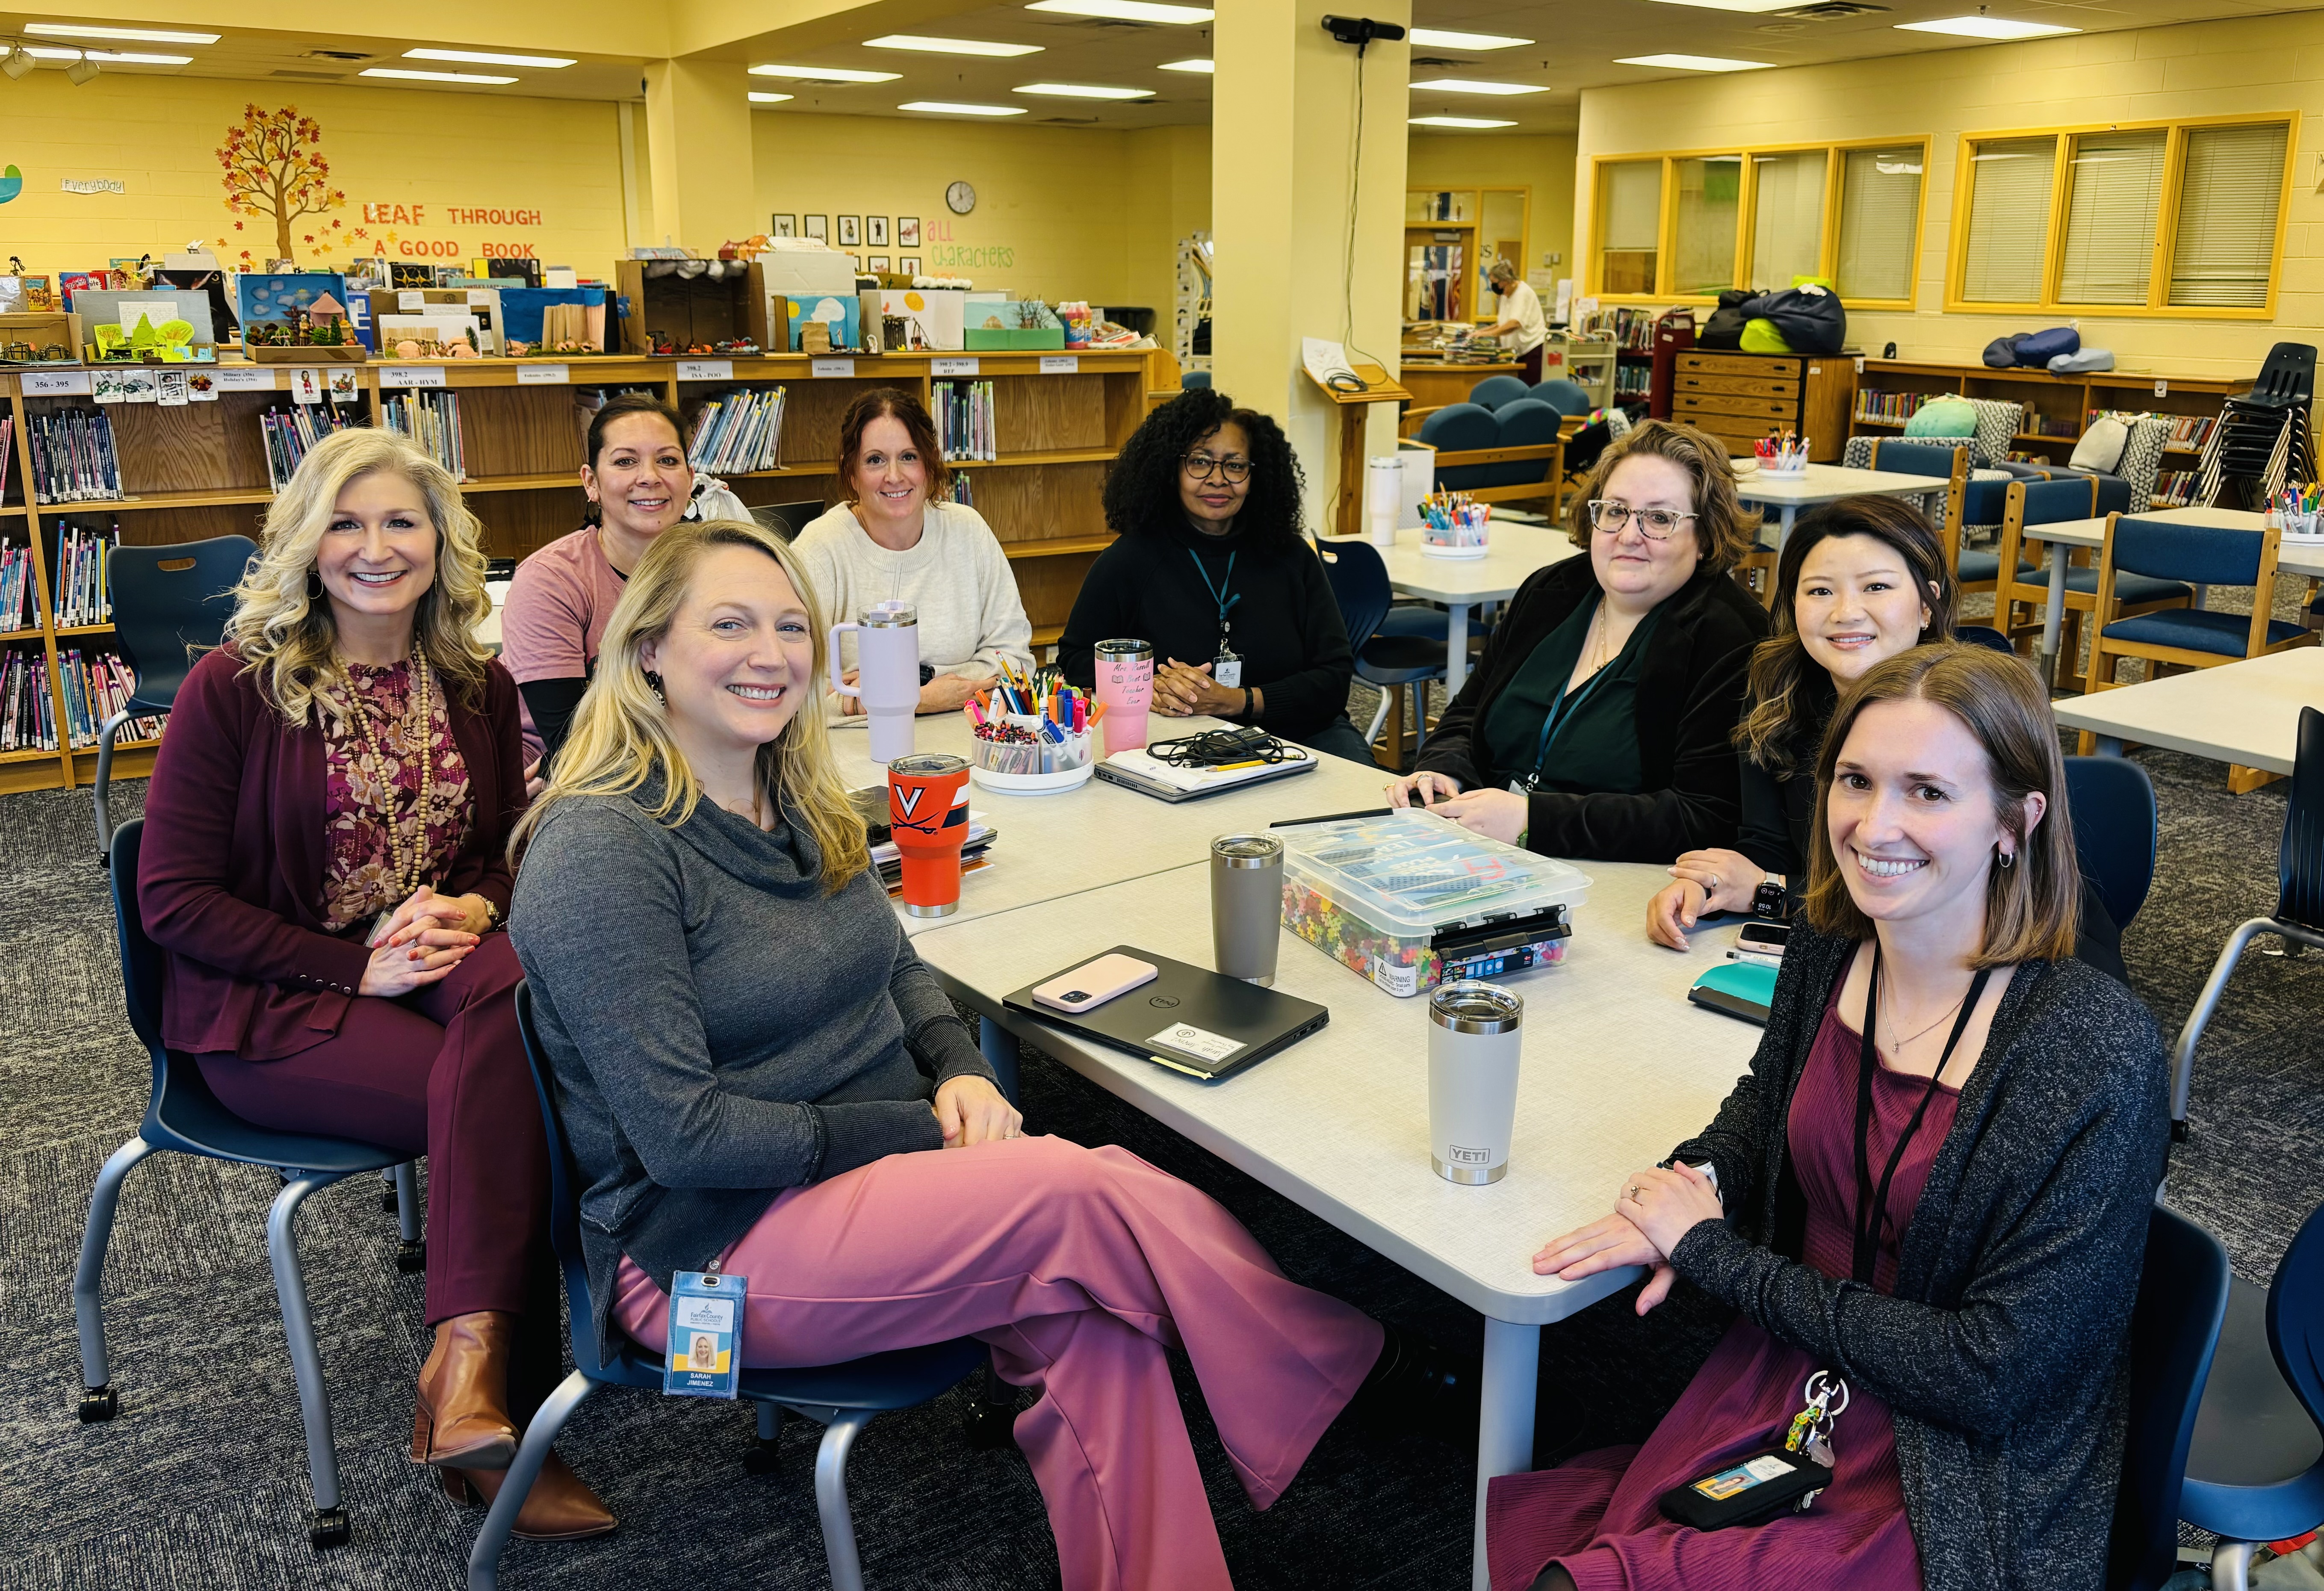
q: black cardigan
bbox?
[1057,519,1354,742]
[1667,921,2169,1591]
[1416,556,1770,861]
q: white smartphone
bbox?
[1032,953,1160,1014]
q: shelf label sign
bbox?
[2154,380,2168,397]
[1039,355,1079,375]
[216,367,275,391]
[931,357,978,376]
[381,366,448,388]
[810,358,856,378]
[24,369,91,395]
[517,363,570,385]
[677,360,734,381]
[397,290,425,312]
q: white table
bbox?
[2018,507,2324,667]
[2052,646,2324,773]
[1731,463,1949,546]
[1322,523,1581,693]
[911,857,1758,1588]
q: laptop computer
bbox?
[1002,946,1329,1080]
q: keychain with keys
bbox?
[1782,1369,1849,1508]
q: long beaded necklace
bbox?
[339,650,437,907]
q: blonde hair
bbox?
[1563,419,1762,576]
[224,428,494,726]
[512,518,870,894]
[1802,643,2080,968]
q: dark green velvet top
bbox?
[1479,590,1666,800]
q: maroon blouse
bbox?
[1486,962,1955,1591]
[319,660,472,933]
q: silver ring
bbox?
[1627,1183,1642,1202]
[1707,874,1720,892]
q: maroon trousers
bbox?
[196,934,547,1327]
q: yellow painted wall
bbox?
[1574,13,2324,378]
[1406,131,1577,283]
[1125,123,1213,323]
[0,71,628,275]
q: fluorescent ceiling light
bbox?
[1158,58,1212,72]
[404,48,576,67]
[360,67,520,83]
[1409,27,1533,49]
[1025,0,1215,23]
[1013,81,1153,98]
[1409,77,1548,94]
[1410,115,1518,128]
[86,50,192,64]
[20,47,83,59]
[1616,53,1774,71]
[23,22,218,42]
[1896,15,2078,37]
[749,63,900,82]
[865,34,1042,56]
[748,91,792,102]
[898,100,1027,115]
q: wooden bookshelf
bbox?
[0,350,1168,794]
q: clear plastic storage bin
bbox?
[1277,809,1593,997]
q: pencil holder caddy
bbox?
[969,712,1096,794]
[2286,510,2322,537]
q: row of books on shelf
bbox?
[384,390,464,480]
[2107,412,2217,450]
[2154,471,2199,508]
[263,407,359,492]
[30,407,122,505]
[687,386,786,475]
[933,379,998,463]
[1854,390,1928,425]
[1613,366,1651,399]
[1,646,159,752]
[0,543,32,632]
[1575,307,1657,351]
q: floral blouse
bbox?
[320,661,473,934]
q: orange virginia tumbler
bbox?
[887,752,972,918]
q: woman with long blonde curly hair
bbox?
[139,428,613,1541]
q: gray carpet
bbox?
[3,731,2315,1589]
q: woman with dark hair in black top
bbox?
[1058,387,1370,764]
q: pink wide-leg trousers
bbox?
[612,1134,1385,1591]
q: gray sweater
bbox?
[509,782,997,1362]
[1668,921,2169,1591]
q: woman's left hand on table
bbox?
[1617,1164,1725,1261]
[1431,786,1528,846]
[1532,1211,1679,1315]
[1154,658,1240,717]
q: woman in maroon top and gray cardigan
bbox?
[138,429,611,1541]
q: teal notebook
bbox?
[1688,959,1778,1025]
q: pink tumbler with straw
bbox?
[830,600,919,765]
[1093,638,1153,757]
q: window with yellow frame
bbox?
[1587,140,1928,310]
[1946,114,2296,317]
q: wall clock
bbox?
[946,181,976,215]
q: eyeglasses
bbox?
[1589,499,1696,541]
[1183,452,1252,483]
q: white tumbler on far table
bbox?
[1366,455,1403,547]
[830,599,919,764]
[1427,981,1524,1185]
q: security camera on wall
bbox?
[1321,15,1405,48]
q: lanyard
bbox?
[1187,547,1240,644]
[1851,943,1993,1287]
[1527,597,1615,788]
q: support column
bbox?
[643,57,758,253]
[1211,0,1410,531]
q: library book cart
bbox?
[0,349,1159,796]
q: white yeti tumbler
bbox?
[1427,981,1524,1185]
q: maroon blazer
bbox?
[138,644,526,1059]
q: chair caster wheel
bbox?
[78,1384,118,1422]
[381,1187,399,1215]
[742,1441,780,1476]
[395,1240,426,1274]
[963,1398,1019,1451]
[2171,1120,2191,1144]
[308,1506,351,1549]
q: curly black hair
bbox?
[1102,387,1307,548]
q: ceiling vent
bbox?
[1769,0,1890,15]
[1038,115,1101,124]
[302,48,374,62]
[273,68,352,80]
[1410,54,1469,67]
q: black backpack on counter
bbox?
[1698,289,1754,350]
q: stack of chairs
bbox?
[2198,342,2317,510]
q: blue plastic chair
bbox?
[1525,378,1592,417]
[1955,625,2016,654]
[2111,1200,2232,1591]
[1320,538,1442,772]
[1468,374,1529,411]
[470,984,989,1591]
[92,535,256,864]
[1417,403,1501,490]
[2063,755,2158,932]
[1181,369,1211,390]
[2172,706,2324,1139]
[2177,1196,2324,1591]
[2089,515,2309,691]
[77,818,420,1550]
[1995,481,2189,690]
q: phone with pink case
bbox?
[1032,953,1160,1014]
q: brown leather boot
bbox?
[410,1311,520,1470]
[442,1453,618,1541]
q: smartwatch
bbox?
[1752,878,1788,922]
[918,663,936,686]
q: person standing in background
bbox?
[1483,258,1549,386]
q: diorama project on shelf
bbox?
[74,289,217,364]
[236,272,368,361]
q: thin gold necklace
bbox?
[1878,965,1973,1059]
[340,650,436,903]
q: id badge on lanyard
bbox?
[664,1265,747,1399]
[1214,643,1243,689]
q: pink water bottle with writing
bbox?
[830,600,919,764]
[1093,638,1153,756]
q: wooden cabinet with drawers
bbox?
[1671,351,1858,462]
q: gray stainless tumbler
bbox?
[1210,834,1285,986]
[1428,981,1524,1184]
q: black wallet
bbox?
[1657,1445,1832,1531]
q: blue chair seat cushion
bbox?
[1357,634,1447,685]
[1955,550,2038,585]
[1376,604,1450,641]
[2178,1275,2324,1541]
[2058,569,2191,605]
[2100,608,2307,656]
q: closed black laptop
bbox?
[1003,946,1329,1081]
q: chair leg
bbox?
[745,1396,786,1475]
[73,1135,158,1420]
[1363,689,1391,753]
[392,1162,425,1272]
[466,1368,598,1591]
[2211,1539,2256,1591]
[267,1170,354,1548]
[1383,687,1406,772]
[814,1412,876,1591]
[2170,917,2280,1140]
[92,712,127,867]
[964,1359,1019,1450]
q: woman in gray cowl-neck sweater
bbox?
[509,520,1426,1591]
[1495,643,2170,1591]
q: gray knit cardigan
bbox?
[1668,919,2169,1591]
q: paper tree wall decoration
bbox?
[216,104,348,265]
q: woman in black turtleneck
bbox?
[1058,387,1371,764]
